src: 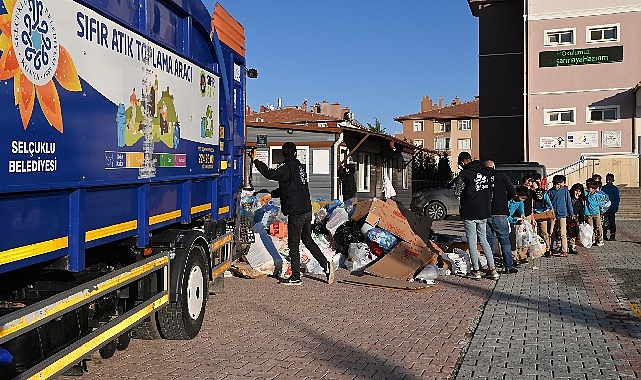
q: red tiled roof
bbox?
[394,98,479,121]
[247,108,341,123]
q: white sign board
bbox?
[566,131,598,148]
[602,131,622,148]
[540,136,565,149]
[313,150,330,174]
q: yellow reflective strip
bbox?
[191,203,212,214]
[85,220,137,242]
[27,295,168,380]
[220,160,229,170]
[211,261,231,278]
[631,303,641,321]
[149,210,181,225]
[218,206,230,214]
[0,237,68,266]
[0,256,168,340]
[210,235,233,251]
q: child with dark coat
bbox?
[568,183,585,254]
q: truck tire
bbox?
[157,244,208,340]
[131,314,162,340]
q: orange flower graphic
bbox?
[0,0,81,133]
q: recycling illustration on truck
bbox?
[0,0,249,378]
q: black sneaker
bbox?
[610,234,616,241]
[467,270,482,279]
[520,258,529,264]
[325,263,335,285]
[504,267,518,274]
[279,278,302,286]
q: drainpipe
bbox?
[523,0,529,162]
[332,132,344,200]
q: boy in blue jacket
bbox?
[584,180,604,246]
[601,173,620,241]
[547,175,573,257]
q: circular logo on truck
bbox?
[12,0,59,86]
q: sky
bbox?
[204,1,479,135]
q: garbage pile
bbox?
[233,190,482,286]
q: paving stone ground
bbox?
[456,220,641,380]
[61,219,641,380]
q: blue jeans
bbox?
[486,215,514,269]
[463,219,495,270]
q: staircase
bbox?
[618,187,641,220]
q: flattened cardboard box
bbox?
[353,199,425,246]
[365,241,436,281]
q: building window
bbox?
[413,139,424,148]
[402,166,409,189]
[434,137,450,151]
[587,105,619,123]
[269,146,309,177]
[458,119,471,130]
[381,161,394,189]
[357,153,370,192]
[544,108,575,125]
[458,138,472,150]
[544,28,575,46]
[587,24,619,43]
[435,122,444,133]
[413,120,424,132]
[444,121,451,132]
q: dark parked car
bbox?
[411,162,547,220]
[410,178,459,220]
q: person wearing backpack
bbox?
[601,173,620,241]
[546,175,574,257]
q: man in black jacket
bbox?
[337,163,357,201]
[454,152,498,280]
[251,142,335,285]
[484,160,518,274]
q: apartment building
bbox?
[395,96,480,172]
[469,0,641,172]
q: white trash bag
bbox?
[579,223,594,248]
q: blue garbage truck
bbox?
[0,0,248,377]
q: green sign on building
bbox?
[539,45,623,67]
[257,134,267,148]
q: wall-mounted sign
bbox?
[567,131,598,148]
[539,45,623,67]
[602,130,622,148]
[256,134,267,148]
[540,136,565,149]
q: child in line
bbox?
[601,173,620,241]
[568,183,585,254]
[547,175,573,257]
[508,186,529,264]
[584,179,605,246]
[530,178,554,256]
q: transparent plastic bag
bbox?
[579,223,593,248]
[326,208,349,235]
[415,264,438,282]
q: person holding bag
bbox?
[546,175,574,257]
[530,178,554,257]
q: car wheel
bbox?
[424,201,446,220]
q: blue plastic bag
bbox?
[366,227,398,253]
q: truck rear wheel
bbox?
[157,244,208,340]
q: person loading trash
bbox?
[250,142,335,285]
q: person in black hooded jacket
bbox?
[454,152,498,280]
[337,163,357,201]
[252,142,334,285]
